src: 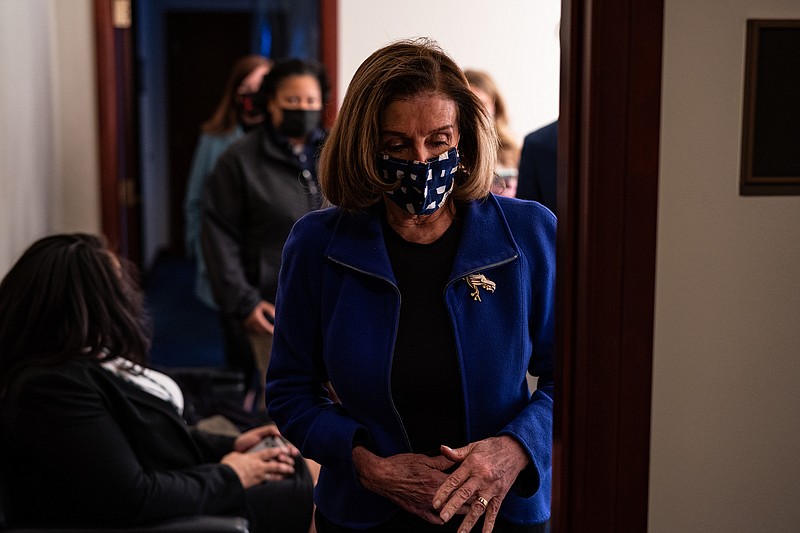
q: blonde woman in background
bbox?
[465,69,520,198]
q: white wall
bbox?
[0,0,99,276]
[650,0,800,531]
[337,0,561,145]
[52,0,101,235]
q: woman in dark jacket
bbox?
[0,234,313,532]
[201,58,329,411]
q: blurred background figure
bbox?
[465,69,521,198]
[201,58,329,413]
[516,120,558,213]
[183,54,272,391]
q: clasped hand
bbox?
[353,435,529,532]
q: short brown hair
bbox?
[319,38,498,211]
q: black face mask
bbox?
[278,109,321,138]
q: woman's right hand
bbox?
[353,446,467,524]
[221,447,295,489]
[244,300,276,335]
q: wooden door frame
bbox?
[320,0,338,126]
[93,0,141,264]
[93,0,122,254]
[552,0,664,530]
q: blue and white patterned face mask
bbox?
[378,147,459,215]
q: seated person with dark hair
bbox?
[0,234,313,533]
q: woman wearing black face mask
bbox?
[201,58,329,413]
[184,54,272,401]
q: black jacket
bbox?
[0,360,244,528]
[200,124,325,318]
[516,121,557,213]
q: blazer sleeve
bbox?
[498,203,556,497]
[265,214,369,481]
[3,370,246,525]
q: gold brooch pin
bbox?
[464,273,496,302]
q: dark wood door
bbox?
[553,0,664,531]
[165,11,253,256]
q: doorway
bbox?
[134,0,321,269]
[164,11,253,254]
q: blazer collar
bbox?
[325,196,519,284]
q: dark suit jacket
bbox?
[517,121,558,213]
[0,359,246,528]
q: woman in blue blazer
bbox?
[0,234,313,532]
[265,39,555,533]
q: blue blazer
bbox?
[265,195,555,528]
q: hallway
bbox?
[143,254,225,369]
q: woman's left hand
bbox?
[432,435,529,533]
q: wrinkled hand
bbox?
[234,423,299,456]
[221,447,295,489]
[244,300,275,335]
[353,446,465,524]
[432,436,530,533]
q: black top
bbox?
[383,212,466,456]
[517,121,558,213]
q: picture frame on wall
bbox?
[740,19,800,195]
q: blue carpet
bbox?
[143,255,225,368]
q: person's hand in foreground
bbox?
[433,436,530,533]
[353,447,469,524]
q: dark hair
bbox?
[202,54,272,135]
[0,234,152,393]
[319,38,497,211]
[259,58,331,108]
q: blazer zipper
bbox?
[448,254,519,287]
[326,257,413,452]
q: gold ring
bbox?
[476,496,489,509]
